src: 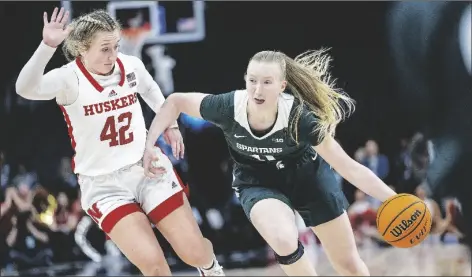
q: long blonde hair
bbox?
[62,10,121,62]
[250,49,355,144]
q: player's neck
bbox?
[90,67,115,76]
[247,102,278,131]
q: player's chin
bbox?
[94,64,114,75]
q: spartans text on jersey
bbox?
[236,142,283,154]
[83,93,139,116]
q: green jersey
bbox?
[199,90,321,170]
[200,90,349,227]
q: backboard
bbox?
[60,1,206,45]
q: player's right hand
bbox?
[43,7,72,48]
[143,147,167,178]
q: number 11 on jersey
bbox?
[251,154,275,161]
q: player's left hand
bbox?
[143,147,167,178]
[163,127,185,159]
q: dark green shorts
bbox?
[234,156,349,227]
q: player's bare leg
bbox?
[250,199,318,276]
[155,194,224,276]
[107,211,171,276]
[311,212,370,276]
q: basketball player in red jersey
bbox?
[15,7,224,276]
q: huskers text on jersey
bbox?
[83,93,139,116]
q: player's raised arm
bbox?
[16,7,73,101]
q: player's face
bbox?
[82,30,121,75]
[245,61,287,108]
[365,140,378,156]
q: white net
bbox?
[120,29,151,60]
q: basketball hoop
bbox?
[120,24,152,59]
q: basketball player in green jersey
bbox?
[144,50,396,276]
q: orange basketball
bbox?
[376,193,432,248]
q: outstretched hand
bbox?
[43,7,72,48]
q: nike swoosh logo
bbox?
[234,135,246,138]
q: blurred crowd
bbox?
[1,128,468,274]
[347,135,466,248]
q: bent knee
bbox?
[175,237,212,267]
[251,218,299,256]
[266,231,300,256]
[249,199,299,256]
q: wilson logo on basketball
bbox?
[389,209,422,238]
[409,220,429,245]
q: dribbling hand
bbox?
[43,7,72,48]
[143,147,167,178]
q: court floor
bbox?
[175,244,471,276]
[6,243,471,276]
